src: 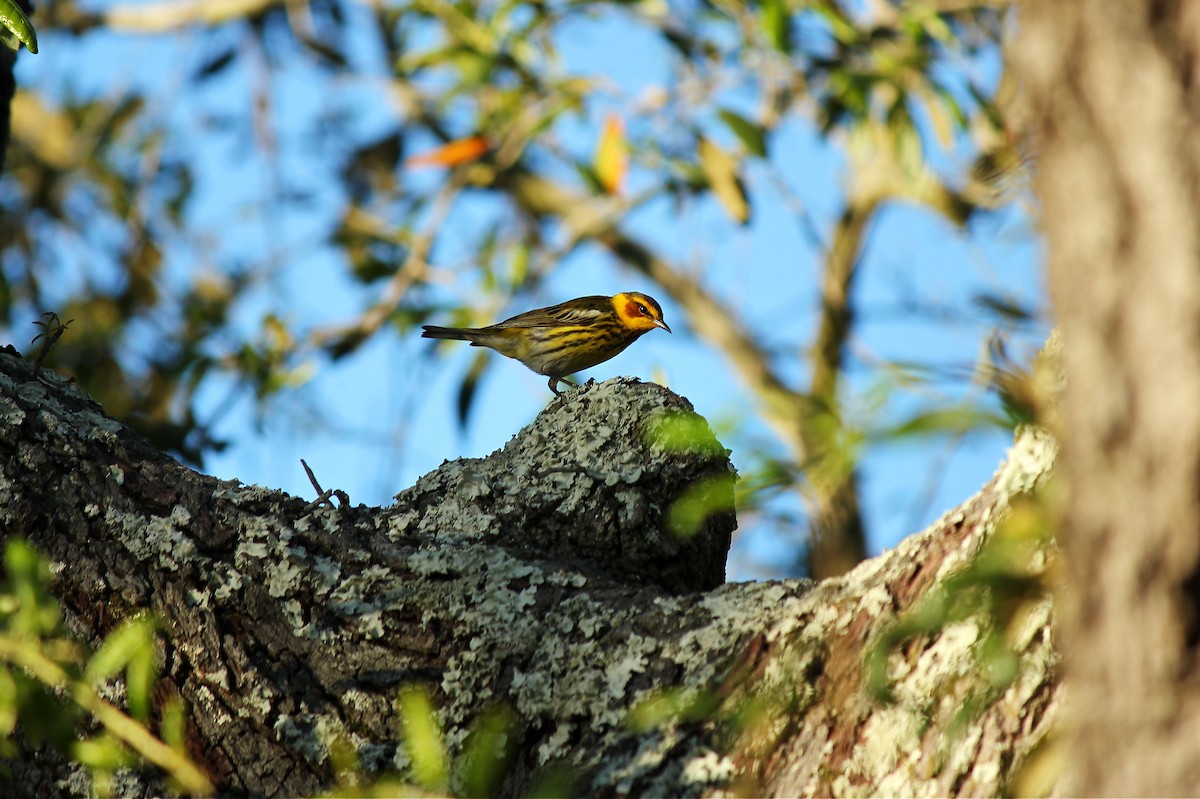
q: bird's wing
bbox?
[493,296,611,328]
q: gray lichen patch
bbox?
[0,393,24,425]
[386,377,735,594]
[106,505,199,572]
[681,749,736,787]
[838,704,927,796]
[330,526,788,793]
[10,370,122,446]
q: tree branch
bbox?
[799,194,879,578]
[1,348,1059,796]
[104,0,278,32]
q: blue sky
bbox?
[11,4,1046,580]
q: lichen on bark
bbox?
[0,351,1059,797]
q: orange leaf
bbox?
[406,135,490,169]
[595,114,627,195]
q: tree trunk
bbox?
[1014,2,1200,794]
[801,195,878,580]
[0,349,1056,796]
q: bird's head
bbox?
[613,292,672,334]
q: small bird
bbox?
[421,292,671,395]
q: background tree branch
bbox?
[1,0,1026,588]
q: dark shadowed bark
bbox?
[1014,2,1200,794]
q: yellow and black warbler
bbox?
[421,292,671,395]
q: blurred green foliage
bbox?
[1,0,1037,575]
[0,540,212,795]
[399,684,451,792]
[325,684,568,798]
[644,409,738,537]
[864,489,1057,747]
[626,685,723,733]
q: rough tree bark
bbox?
[0,348,1057,797]
[1014,3,1200,794]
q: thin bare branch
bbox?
[104,0,279,32]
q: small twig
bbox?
[301,458,348,510]
[309,174,464,355]
[31,312,73,371]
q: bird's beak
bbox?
[655,319,672,333]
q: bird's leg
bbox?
[548,376,578,396]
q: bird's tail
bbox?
[421,325,479,342]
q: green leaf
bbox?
[456,350,492,429]
[460,703,517,798]
[398,684,449,791]
[508,241,530,289]
[813,2,857,45]
[125,631,158,721]
[759,0,789,52]
[667,474,736,538]
[718,109,767,158]
[4,540,59,636]
[572,159,607,195]
[4,538,40,588]
[697,137,751,225]
[875,406,1008,441]
[527,763,582,799]
[0,26,18,52]
[0,667,17,737]
[85,615,158,692]
[72,733,134,771]
[17,673,79,748]
[0,0,36,54]
[911,5,954,44]
[643,410,726,457]
[935,84,969,131]
[626,687,720,732]
[974,292,1036,323]
[160,696,187,752]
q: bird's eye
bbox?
[637,304,649,315]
